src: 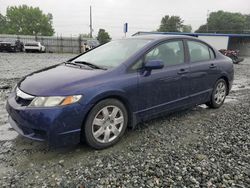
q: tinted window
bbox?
[187,41,211,62]
[145,40,184,67]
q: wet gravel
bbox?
[0,53,249,187]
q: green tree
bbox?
[195,24,207,33]
[182,25,192,32]
[158,15,184,32]
[245,14,250,33]
[4,5,54,36]
[97,29,111,44]
[196,11,249,34]
[0,13,7,34]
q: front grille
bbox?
[16,96,32,106]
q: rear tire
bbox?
[83,99,128,149]
[206,79,227,108]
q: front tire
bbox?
[206,79,227,108]
[83,99,128,149]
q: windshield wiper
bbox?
[73,61,107,70]
[64,62,83,68]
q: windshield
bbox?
[72,39,151,68]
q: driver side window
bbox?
[145,40,184,67]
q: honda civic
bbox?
[6,35,234,149]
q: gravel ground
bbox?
[0,53,249,187]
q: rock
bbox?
[194,166,202,173]
[190,176,199,185]
[222,174,231,180]
[196,154,207,161]
[77,184,86,188]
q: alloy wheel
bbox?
[214,81,226,105]
[92,105,124,143]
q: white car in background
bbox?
[24,42,46,53]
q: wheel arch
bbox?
[80,91,136,140]
[218,75,230,95]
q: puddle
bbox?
[0,163,12,177]
[232,77,250,91]
[199,104,208,109]
[225,98,239,103]
[0,123,18,141]
[232,84,250,91]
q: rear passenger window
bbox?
[187,41,212,62]
[145,40,184,67]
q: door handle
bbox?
[209,64,217,68]
[177,69,189,75]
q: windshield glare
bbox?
[73,39,151,68]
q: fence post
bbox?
[60,35,63,53]
[70,35,73,53]
[79,35,82,53]
[56,34,59,53]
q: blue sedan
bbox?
[6,35,234,149]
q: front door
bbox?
[137,40,190,118]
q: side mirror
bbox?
[144,60,164,70]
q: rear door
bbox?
[186,40,220,104]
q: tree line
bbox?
[0,5,249,43]
[0,5,111,44]
[158,11,250,34]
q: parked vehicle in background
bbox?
[24,42,46,53]
[82,39,100,52]
[6,35,234,149]
[0,39,24,52]
[87,39,100,49]
[219,49,244,64]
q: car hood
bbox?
[19,64,107,96]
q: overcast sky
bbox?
[0,0,249,39]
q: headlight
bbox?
[29,95,82,107]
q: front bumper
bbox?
[6,94,90,147]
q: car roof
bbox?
[25,41,39,44]
[131,34,196,41]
